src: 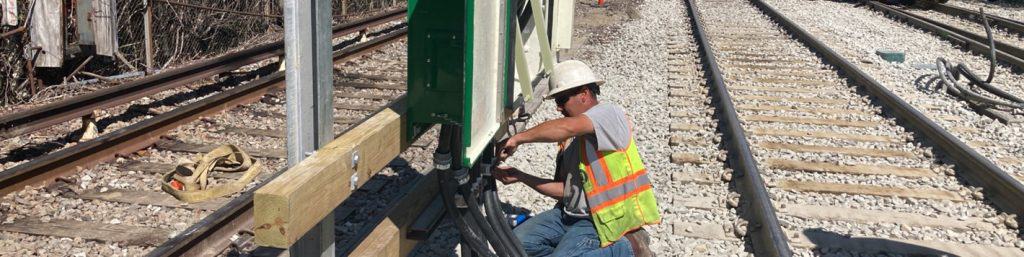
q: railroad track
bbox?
[863,1,1024,70]
[0,19,413,256]
[754,0,1024,184]
[0,9,406,139]
[667,0,1024,255]
[650,3,752,255]
[932,3,1024,36]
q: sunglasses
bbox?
[555,94,572,107]
[554,87,584,107]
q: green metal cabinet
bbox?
[407,0,516,166]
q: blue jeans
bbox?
[512,208,633,257]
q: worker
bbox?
[494,60,660,257]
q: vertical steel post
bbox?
[284,0,334,254]
[143,0,154,73]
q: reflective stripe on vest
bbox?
[586,170,652,210]
[579,136,661,247]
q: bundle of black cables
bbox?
[435,125,528,257]
[934,8,1024,113]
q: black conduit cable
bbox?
[479,142,528,257]
[482,186,514,255]
[936,60,1024,109]
[439,174,496,257]
[982,7,996,84]
[934,7,1024,113]
[473,163,516,255]
[448,145,499,257]
[480,176,524,257]
[457,166,509,257]
[484,179,528,257]
[451,131,507,257]
[959,66,1024,103]
[436,125,498,257]
[462,182,512,257]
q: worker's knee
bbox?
[511,209,566,254]
[512,209,562,240]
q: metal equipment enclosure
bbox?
[406,0,517,167]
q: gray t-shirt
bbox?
[557,103,633,218]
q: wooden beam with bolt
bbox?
[254,97,415,248]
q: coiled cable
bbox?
[934,8,1024,113]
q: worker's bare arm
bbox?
[516,116,594,143]
[499,116,593,160]
[494,166,564,199]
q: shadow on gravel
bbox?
[913,74,944,94]
[405,197,532,257]
[802,228,958,256]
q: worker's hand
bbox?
[498,136,520,161]
[492,165,520,185]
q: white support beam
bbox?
[527,0,555,74]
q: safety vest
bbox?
[578,135,661,247]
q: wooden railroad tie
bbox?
[751,77,833,85]
[670,152,706,165]
[0,219,172,246]
[757,142,917,158]
[674,196,995,231]
[774,180,964,202]
[742,115,879,128]
[746,127,901,143]
[765,159,933,177]
[727,85,842,94]
[72,189,228,211]
[732,94,852,105]
[737,104,874,116]
[669,135,712,146]
[669,123,703,132]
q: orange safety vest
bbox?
[579,135,661,247]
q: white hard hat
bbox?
[545,60,605,99]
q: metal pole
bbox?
[284,0,334,254]
[143,0,154,73]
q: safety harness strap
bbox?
[160,144,262,203]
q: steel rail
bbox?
[0,28,407,199]
[863,1,1024,70]
[749,0,1024,216]
[0,8,406,138]
[933,3,1024,35]
[144,29,407,257]
[682,0,792,255]
[873,2,1024,61]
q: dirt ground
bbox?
[561,0,644,61]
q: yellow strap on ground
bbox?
[160,144,262,203]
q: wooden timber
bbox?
[347,171,440,256]
[0,218,172,246]
[254,98,410,248]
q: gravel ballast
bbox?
[0,28,413,256]
[414,0,752,255]
[947,0,1024,23]
[762,0,1024,178]
[695,0,1024,255]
